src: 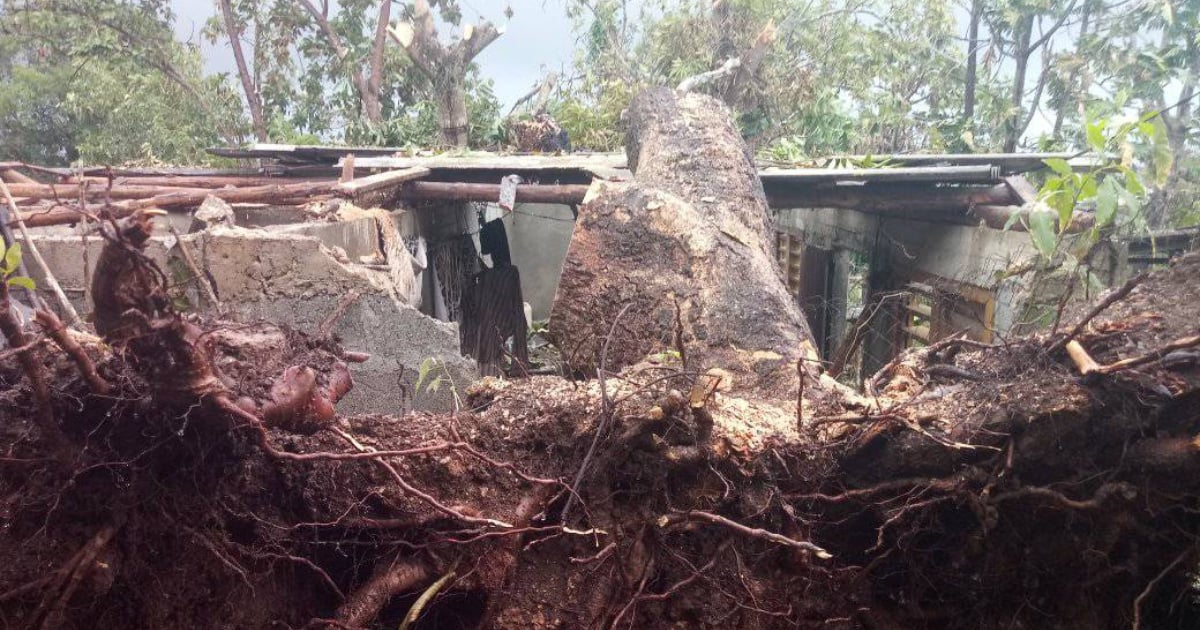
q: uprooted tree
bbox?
[2,88,1200,629]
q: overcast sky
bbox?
[170,0,584,110]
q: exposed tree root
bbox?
[335,555,432,628]
[1,92,1200,630]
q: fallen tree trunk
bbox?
[0,89,1198,630]
[549,88,823,404]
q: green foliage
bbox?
[1031,107,1168,261]
[0,241,35,292]
[0,0,247,165]
[342,72,503,149]
[414,356,462,410]
[415,357,456,396]
[0,62,77,164]
[559,0,985,156]
[557,0,1197,230]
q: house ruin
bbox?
[3,148,1124,407]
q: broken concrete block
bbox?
[227,293,475,415]
[175,225,476,414]
[193,195,236,229]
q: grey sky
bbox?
[170,0,582,110]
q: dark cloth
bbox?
[478,217,512,267]
[459,264,528,377]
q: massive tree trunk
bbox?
[550,88,821,402]
[1,89,1200,630]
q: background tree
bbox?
[0,0,245,165]
[205,0,504,148]
[388,0,506,147]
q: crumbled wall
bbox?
[20,210,477,415]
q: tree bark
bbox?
[219,0,268,141]
[365,0,392,123]
[963,0,982,125]
[389,0,501,147]
[1004,15,1034,152]
[436,74,471,148]
[550,88,822,402]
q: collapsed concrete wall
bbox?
[17,206,477,414]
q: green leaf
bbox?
[1085,120,1106,151]
[1043,158,1072,176]
[6,276,35,291]
[1124,169,1146,196]
[1057,198,1075,233]
[1096,179,1118,227]
[1029,211,1058,259]
[1078,175,1097,201]
[415,357,435,393]
[1119,186,1142,220]
[1150,117,1174,186]
[2,242,20,276]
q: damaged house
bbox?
[5,146,1114,401]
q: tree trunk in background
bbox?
[219,0,267,141]
[364,0,392,123]
[437,74,471,148]
[1004,15,1034,152]
[963,0,982,126]
[1149,69,1195,226]
[389,0,501,148]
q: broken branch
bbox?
[1048,272,1147,353]
[0,179,80,325]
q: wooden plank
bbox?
[69,175,327,188]
[3,183,220,202]
[399,181,591,204]
[970,204,1094,233]
[346,153,627,172]
[1003,175,1040,205]
[766,183,1015,214]
[334,166,430,198]
[758,165,1000,184]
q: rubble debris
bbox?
[0,90,1198,630]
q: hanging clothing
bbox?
[459,264,529,377]
[478,216,513,268]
